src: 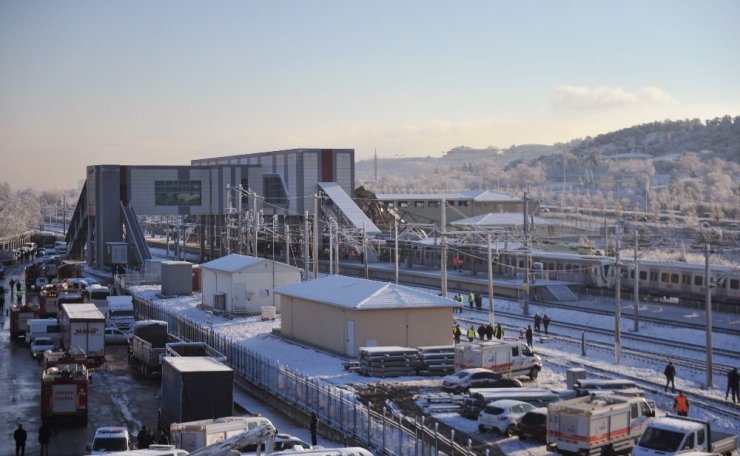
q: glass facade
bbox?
[263,174,288,207]
[154,180,202,206]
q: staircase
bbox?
[65,183,88,260]
[120,202,151,266]
[544,284,579,302]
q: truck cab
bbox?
[633,416,737,456]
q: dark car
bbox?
[516,407,548,442]
[443,368,523,393]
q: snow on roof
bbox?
[649,416,704,432]
[275,275,456,310]
[200,253,263,273]
[61,303,105,320]
[163,356,233,372]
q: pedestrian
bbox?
[13,424,27,456]
[494,323,504,340]
[534,313,542,333]
[157,430,169,445]
[525,325,533,347]
[466,326,475,342]
[601,443,616,456]
[674,391,689,416]
[485,323,494,341]
[453,324,461,344]
[664,361,676,393]
[542,314,551,335]
[468,291,475,309]
[454,293,462,313]
[16,281,21,292]
[137,425,151,449]
[475,294,482,309]
[9,279,15,292]
[310,412,318,446]
[477,324,486,340]
[16,288,23,304]
[38,424,51,456]
[726,367,739,403]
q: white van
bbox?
[27,318,62,345]
[85,284,112,312]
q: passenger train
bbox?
[396,240,740,306]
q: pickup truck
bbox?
[632,416,737,456]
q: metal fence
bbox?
[132,295,491,456]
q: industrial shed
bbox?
[200,254,302,314]
[275,276,456,357]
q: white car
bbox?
[104,327,132,345]
[31,337,56,359]
[477,399,536,435]
[88,426,131,454]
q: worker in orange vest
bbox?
[674,391,689,417]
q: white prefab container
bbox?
[170,416,273,452]
[106,295,135,332]
[454,340,543,379]
[59,303,106,365]
[547,395,655,455]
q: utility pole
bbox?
[313,194,319,279]
[328,221,333,275]
[441,198,448,298]
[252,193,258,256]
[362,222,368,279]
[394,218,399,285]
[334,220,339,275]
[633,231,640,332]
[303,211,310,280]
[522,192,529,315]
[487,233,494,326]
[705,244,713,388]
[284,224,291,266]
[615,233,622,364]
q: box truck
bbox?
[59,303,106,366]
[158,357,234,436]
[170,416,273,452]
[547,394,655,455]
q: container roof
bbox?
[275,275,456,310]
[201,253,300,274]
[163,356,233,372]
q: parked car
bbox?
[443,368,523,394]
[515,407,548,442]
[88,426,131,454]
[104,327,132,345]
[31,337,56,359]
[477,399,536,435]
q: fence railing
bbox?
[131,294,492,456]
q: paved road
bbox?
[0,262,159,456]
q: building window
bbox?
[415,201,425,208]
[240,178,250,209]
[428,201,440,208]
[263,174,288,207]
[155,181,202,206]
[398,201,409,208]
[730,279,739,290]
[458,200,470,207]
[639,271,647,280]
[694,275,703,286]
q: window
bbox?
[387,202,395,208]
[639,271,647,280]
[682,275,691,285]
[671,273,679,284]
[694,275,703,286]
[458,201,470,207]
[661,272,670,283]
[730,279,739,290]
[398,201,409,208]
[154,181,202,206]
[240,178,250,208]
[428,201,440,208]
[263,174,287,207]
[415,201,425,208]
[650,271,658,281]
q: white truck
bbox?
[632,416,737,456]
[170,416,273,453]
[59,303,106,366]
[105,295,135,332]
[454,340,542,380]
[547,394,655,455]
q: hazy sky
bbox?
[1,1,739,190]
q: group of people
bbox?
[136,425,169,449]
[451,322,505,344]
[13,424,50,456]
[533,313,551,335]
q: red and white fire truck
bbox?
[10,302,39,339]
[40,362,89,424]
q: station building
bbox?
[66,148,379,270]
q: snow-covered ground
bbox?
[128,284,740,454]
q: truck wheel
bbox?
[505,424,516,436]
[529,367,540,380]
[478,424,486,433]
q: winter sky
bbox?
[1,0,739,189]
